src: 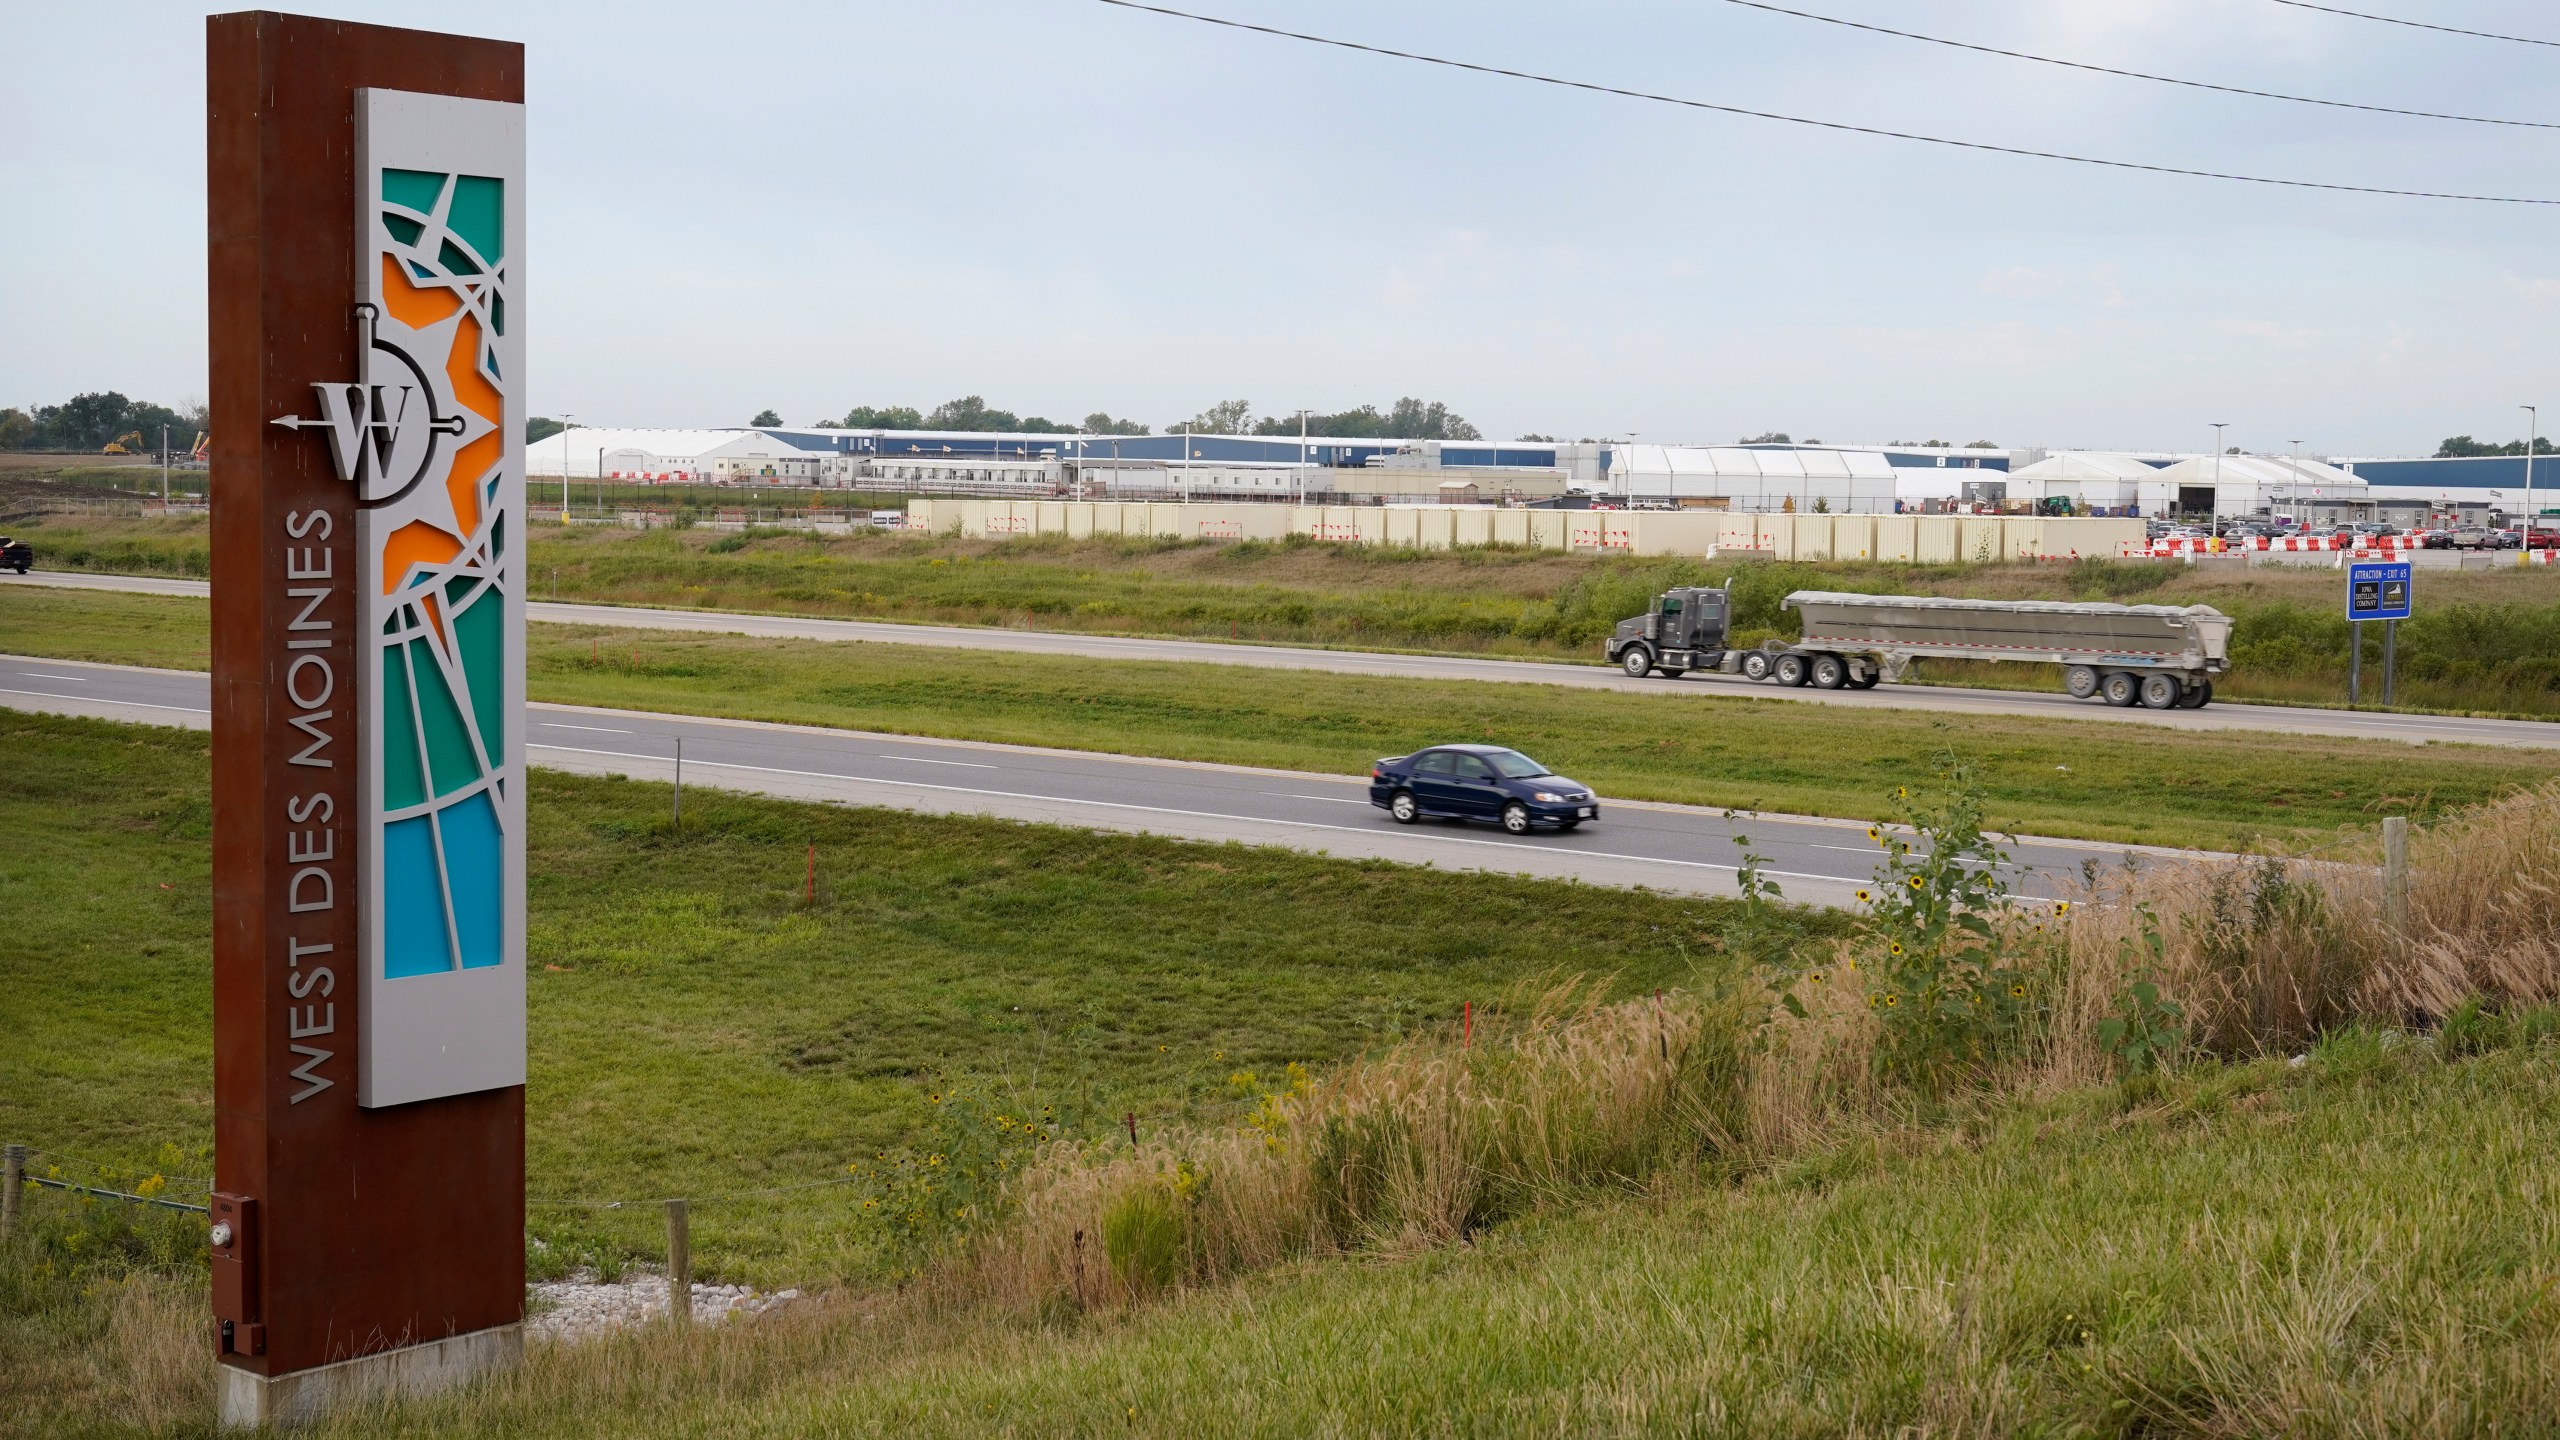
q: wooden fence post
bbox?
[2382,816,2409,939]
[2,1144,23,1236]
[665,1198,691,1329]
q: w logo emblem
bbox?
[273,303,465,505]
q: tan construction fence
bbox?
[904,499,2147,564]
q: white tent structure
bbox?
[527,427,813,481]
[1610,445,1900,512]
[2005,452,2168,512]
[2149,455,2367,520]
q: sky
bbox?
[4,0,2556,455]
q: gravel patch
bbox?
[528,1268,804,1342]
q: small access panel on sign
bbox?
[2347,561,2412,622]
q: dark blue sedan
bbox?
[1368,745,1599,834]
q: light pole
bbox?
[2524,404,2539,563]
[2291,438,2303,526]
[557,415,577,519]
[1296,408,1311,507]
[2209,423,2227,523]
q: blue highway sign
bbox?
[2347,561,2412,622]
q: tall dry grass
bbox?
[956,784,2560,1317]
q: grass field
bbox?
[27,1025,2560,1435]
[0,708,1815,1291]
[15,508,2560,714]
[16,705,2560,1433]
[8,583,2559,851]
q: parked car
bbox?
[1369,745,1599,835]
[2416,528,2456,549]
[0,537,29,575]
[2525,527,2560,551]
[2450,527,2497,550]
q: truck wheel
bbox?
[1848,670,1880,690]
[1620,646,1653,678]
[2064,665,2100,699]
[1741,651,1773,681]
[1810,654,1848,689]
[2179,679,2214,709]
[1389,790,1421,824]
[1774,654,1810,687]
[2140,673,2182,709]
[1658,668,1686,679]
[2101,672,2140,707]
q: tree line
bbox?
[2437,436,2559,458]
[1,393,208,452]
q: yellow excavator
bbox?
[102,430,147,455]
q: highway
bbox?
[14,568,2554,750]
[0,652,2193,910]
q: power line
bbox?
[2267,0,2560,49]
[1721,0,2556,130]
[1091,0,2560,206]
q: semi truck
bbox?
[1606,586,2233,709]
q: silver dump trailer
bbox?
[1605,585,2232,708]
[1780,591,2232,708]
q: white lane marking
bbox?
[1278,793,1369,803]
[1811,843,1883,854]
[878,754,995,768]
[0,688,208,715]
[17,672,87,682]
[540,722,633,733]
[527,743,1866,887]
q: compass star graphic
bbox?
[272,302,469,507]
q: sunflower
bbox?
[1883,993,1901,1008]
[1908,875,1925,890]
[1867,826,1881,841]
[1889,941,1906,956]
[2010,982,2028,998]
[1856,889,1872,903]
[2055,901,2071,916]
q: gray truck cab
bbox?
[1607,584,1735,678]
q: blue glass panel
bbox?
[383,816,453,977]
[439,790,504,969]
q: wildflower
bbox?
[2055,901,2071,916]
[929,1093,943,1105]
[1896,787,1909,799]
[1158,1045,1169,1053]
[1808,971,1826,985]
[2011,983,2028,998]
[928,1154,945,1167]
[1908,875,1925,890]
[1867,826,1881,841]
[1213,1050,1224,1060]
[1856,889,1872,903]
[1889,941,1905,956]
[1883,993,1901,1008]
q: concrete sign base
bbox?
[219,1324,523,1429]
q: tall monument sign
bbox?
[207,12,527,1426]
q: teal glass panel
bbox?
[383,214,425,247]
[409,638,484,796]
[448,175,503,265]
[382,168,449,216]
[381,645,427,811]
[439,791,504,969]
[490,293,505,338]
[490,513,506,560]
[437,239,483,277]
[455,585,504,761]
[383,816,454,977]
[408,259,435,281]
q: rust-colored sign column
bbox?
[207,11,525,1425]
